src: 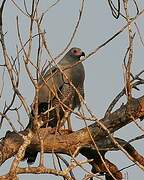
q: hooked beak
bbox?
[81,51,85,57]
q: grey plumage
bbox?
[25,47,85,164]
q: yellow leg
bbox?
[65,111,72,132]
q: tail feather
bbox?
[24,113,37,164]
[24,149,38,165]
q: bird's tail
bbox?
[23,113,38,165]
[24,148,38,165]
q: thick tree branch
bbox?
[0,96,144,167]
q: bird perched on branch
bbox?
[25,47,85,164]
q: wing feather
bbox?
[38,66,64,103]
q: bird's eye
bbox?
[72,49,77,54]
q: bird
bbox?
[24,47,85,164]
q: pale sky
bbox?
[0,0,144,179]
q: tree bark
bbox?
[0,96,144,166]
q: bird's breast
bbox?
[70,63,85,86]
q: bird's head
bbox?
[59,47,85,65]
[69,47,85,59]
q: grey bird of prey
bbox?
[25,47,85,164]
